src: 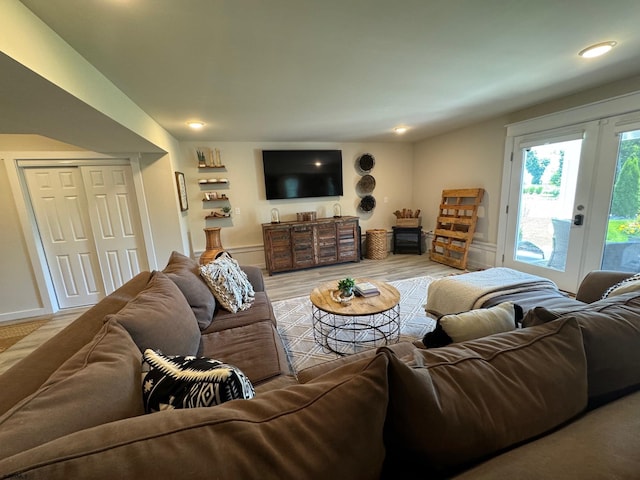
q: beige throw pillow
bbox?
[440,301,517,342]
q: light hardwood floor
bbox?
[262,253,460,299]
[0,254,460,374]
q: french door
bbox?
[500,122,600,292]
[590,117,640,274]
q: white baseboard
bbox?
[195,244,267,269]
[0,307,51,324]
[196,234,498,272]
[423,232,497,270]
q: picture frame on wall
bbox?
[175,171,188,211]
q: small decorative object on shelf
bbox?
[206,208,231,218]
[333,203,342,218]
[196,149,207,168]
[198,178,229,184]
[271,208,280,224]
[214,148,222,167]
[203,192,229,201]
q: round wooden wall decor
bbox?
[357,153,375,173]
[356,174,376,195]
[359,195,376,212]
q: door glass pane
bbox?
[602,129,640,272]
[515,139,583,271]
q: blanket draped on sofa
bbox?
[425,267,558,315]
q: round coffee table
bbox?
[309,278,401,355]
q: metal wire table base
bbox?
[311,304,401,355]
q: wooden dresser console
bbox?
[262,216,360,274]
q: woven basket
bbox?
[396,217,422,227]
[365,229,388,260]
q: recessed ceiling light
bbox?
[578,41,617,58]
[394,126,408,134]
[187,121,205,130]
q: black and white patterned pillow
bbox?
[601,273,640,299]
[142,349,255,413]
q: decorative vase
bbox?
[199,227,225,265]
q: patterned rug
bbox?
[274,276,437,373]
[0,319,49,353]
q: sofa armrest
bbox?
[241,265,265,292]
[576,270,635,303]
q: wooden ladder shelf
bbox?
[430,188,484,270]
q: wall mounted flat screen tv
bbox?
[262,150,343,200]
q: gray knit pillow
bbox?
[200,252,255,313]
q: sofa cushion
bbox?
[162,250,216,330]
[423,302,520,348]
[0,354,389,479]
[106,271,201,356]
[453,390,640,480]
[203,291,275,332]
[381,317,587,476]
[142,349,254,413]
[200,320,291,384]
[200,252,255,313]
[522,290,640,327]
[521,292,640,405]
[0,320,144,461]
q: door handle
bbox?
[573,214,584,226]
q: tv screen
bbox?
[262,150,343,200]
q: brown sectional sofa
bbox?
[0,258,639,479]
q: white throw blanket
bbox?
[425,267,558,316]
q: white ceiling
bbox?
[14,0,640,145]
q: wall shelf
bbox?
[198,179,229,185]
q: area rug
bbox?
[274,276,437,374]
[0,319,49,353]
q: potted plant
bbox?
[221,206,232,217]
[337,277,355,297]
